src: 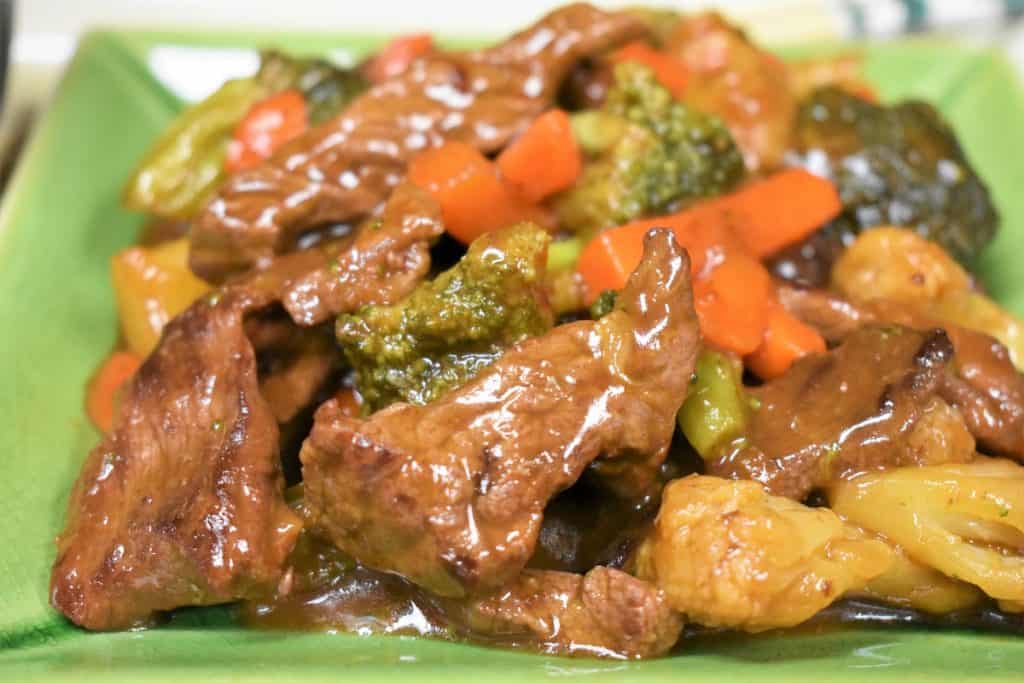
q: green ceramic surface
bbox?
[1,29,1023,682]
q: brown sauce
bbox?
[240,534,559,653]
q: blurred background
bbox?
[4,0,1024,187]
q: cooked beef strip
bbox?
[775,283,869,341]
[244,531,681,659]
[464,567,682,659]
[189,3,647,280]
[300,229,699,598]
[51,278,302,631]
[530,441,700,574]
[249,313,340,424]
[51,188,442,631]
[559,59,614,110]
[281,183,444,326]
[779,285,1024,460]
[707,326,976,500]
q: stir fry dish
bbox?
[52,3,1024,660]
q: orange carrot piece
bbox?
[723,169,841,259]
[576,169,837,296]
[366,33,434,83]
[576,214,774,355]
[86,351,143,433]
[408,141,549,244]
[611,41,689,99]
[746,305,827,379]
[574,168,836,354]
[695,253,774,355]
[497,109,582,202]
[225,89,308,173]
[576,222,649,297]
[575,204,744,300]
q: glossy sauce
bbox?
[244,533,1024,656]
[241,534,566,653]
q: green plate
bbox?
[2,29,1024,682]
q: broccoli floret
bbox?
[257,51,367,124]
[588,290,618,319]
[790,86,999,264]
[123,51,366,220]
[336,223,555,411]
[556,63,744,237]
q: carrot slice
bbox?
[225,89,308,173]
[723,169,841,259]
[576,204,743,299]
[695,253,774,355]
[575,221,649,297]
[575,169,840,354]
[86,351,143,433]
[576,212,773,354]
[746,304,827,379]
[366,33,434,83]
[497,109,582,202]
[408,141,550,244]
[611,41,689,99]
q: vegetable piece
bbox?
[225,89,308,173]
[576,169,841,298]
[110,238,211,357]
[365,33,434,83]
[122,78,268,220]
[832,227,1024,370]
[693,252,773,355]
[588,289,618,320]
[408,141,551,244]
[853,536,983,615]
[576,169,837,355]
[556,63,744,237]
[790,86,999,263]
[336,223,554,410]
[545,236,583,272]
[575,221,648,297]
[122,51,366,220]
[635,476,893,632]
[86,351,143,433]
[577,211,768,354]
[677,350,749,457]
[289,62,368,125]
[721,169,841,258]
[256,50,368,124]
[745,304,826,380]
[609,41,688,99]
[699,253,772,351]
[497,109,582,202]
[543,269,585,318]
[830,460,1024,607]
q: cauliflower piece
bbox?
[848,528,983,615]
[634,476,892,632]
[829,459,1024,606]
[832,227,1024,369]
